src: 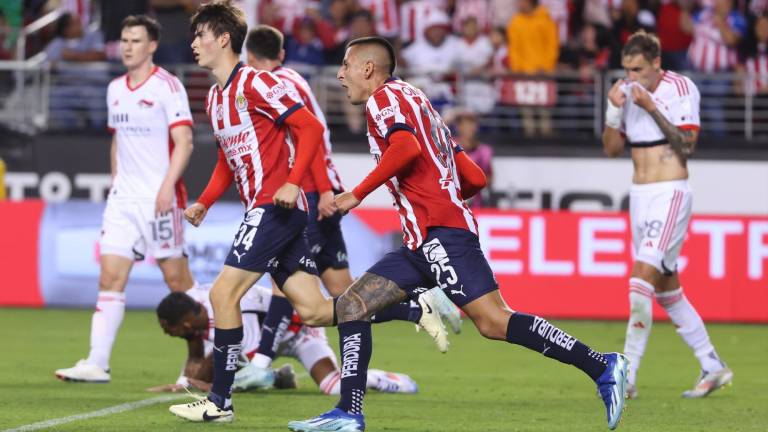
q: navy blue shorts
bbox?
[366,227,498,307]
[305,191,349,273]
[224,204,318,287]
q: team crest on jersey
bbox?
[216,104,224,121]
[235,93,248,111]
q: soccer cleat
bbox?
[288,408,365,432]
[626,382,638,399]
[369,369,418,394]
[429,287,462,334]
[596,352,629,430]
[169,394,234,423]
[682,367,733,398]
[55,359,110,383]
[274,363,299,390]
[415,289,450,353]
[232,361,275,391]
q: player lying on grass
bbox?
[149,283,419,395]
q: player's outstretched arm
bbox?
[185,147,233,226]
[454,149,487,199]
[274,107,324,208]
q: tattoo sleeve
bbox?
[648,109,696,159]
[336,272,407,322]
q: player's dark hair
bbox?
[245,25,283,60]
[190,0,247,54]
[121,14,161,42]
[347,36,397,76]
[156,292,200,325]
[622,30,661,63]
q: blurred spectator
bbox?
[456,15,495,113]
[402,9,460,107]
[448,109,494,208]
[357,0,399,39]
[541,0,569,44]
[684,0,746,135]
[0,0,21,54]
[60,0,91,27]
[260,0,309,35]
[451,0,491,34]
[45,12,106,129]
[285,17,325,66]
[609,0,656,68]
[400,0,445,46]
[581,0,619,29]
[506,0,558,137]
[489,0,516,28]
[150,0,196,65]
[0,10,13,60]
[314,0,353,63]
[44,12,105,62]
[559,22,611,79]
[102,0,149,60]
[656,0,693,71]
[489,26,509,74]
[737,14,768,94]
[684,0,745,73]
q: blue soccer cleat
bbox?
[596,352,629,430]
[288,408,365,432]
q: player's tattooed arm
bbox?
[336,272,407,322]
[648,110,697,159]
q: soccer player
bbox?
[55,15,197,383]
[238,25,461,389]
[288,36,629,432]
[167,3,446,423]
[151,284,419,395]
[602,30,732,399]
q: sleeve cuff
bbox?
[169,119,194,130]
[453,144,465,154]
[275,103,304,126]
[678,124,700,131]
[384,123,416,142]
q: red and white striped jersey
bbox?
[365,78,478,250]
[205,63,305,210]
[619,71,701,143]
[273,66,344,192]
[744,49,768,92]
[107,66,192,205]
[687,8,747,73]
[399,0,445,45]
[358,0,399,38]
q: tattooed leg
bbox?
[336,272,407,323]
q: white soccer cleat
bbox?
[429,287,462,334]
[55,359,110,383]
[232,361,275,391]
[415,289,449,353]
[369,369,418,394]
[169,394,234,423]
[682,367,733,398]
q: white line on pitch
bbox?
[2,394,187,432]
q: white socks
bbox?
[624,278,654,385]
[86,291,125,371]
[656,288,724,373]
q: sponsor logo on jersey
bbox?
[340,333,362,378]
[235,93,248,111]
[529,316,577,351]
[265,82,288,100]
[216,131,251,149]
[375,106,395,122]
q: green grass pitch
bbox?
[1,308,766,431]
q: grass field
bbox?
[1,308,766,432]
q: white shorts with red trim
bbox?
[630,179,692,274]
[99,197,186,261]
[277,326,336,373]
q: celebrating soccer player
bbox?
[602,30,732,399]
[288,36,630,432]
[55,14,198,384]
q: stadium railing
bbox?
[1,59,767,142]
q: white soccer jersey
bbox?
[620,71,700,144]
[107,66,193,203]
[185,283,267,355]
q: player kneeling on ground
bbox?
[149,284,418,395]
